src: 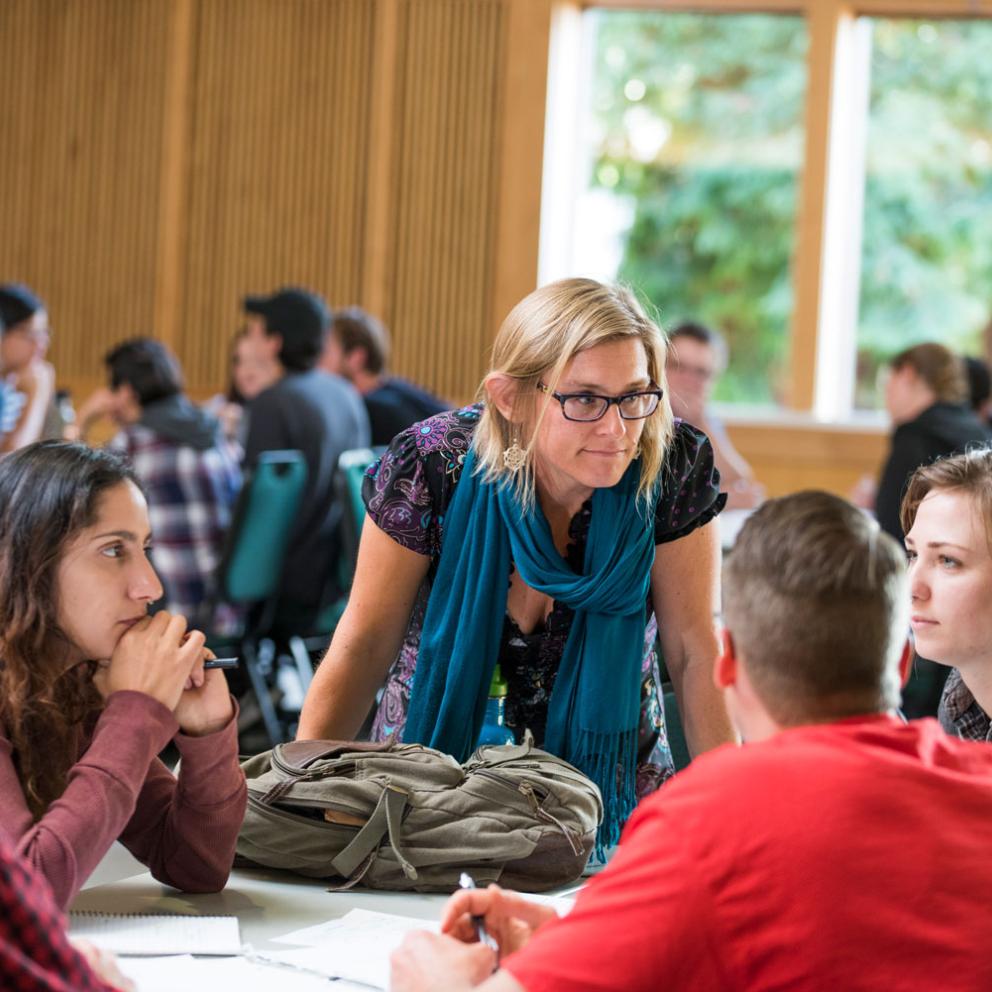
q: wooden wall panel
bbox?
[384,0,505,404]
[0,0,912,500]
[0,0,172,394]
[727,421,888,499]
[178,0,376,391]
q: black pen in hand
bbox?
[458,872,500,958]
[203,657,239,670]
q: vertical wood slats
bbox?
[387,0,504,403]
[1,0,520,404]
[0,0,172,391]
[179,0,376,390]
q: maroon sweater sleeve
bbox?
[116,698,246,897]
[0,690,246,911]
[1,691,178,909]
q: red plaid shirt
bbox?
[0,833,115,991]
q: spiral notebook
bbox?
[69,912,241,956]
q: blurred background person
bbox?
[665,320,764,509]
[0,283,55,453]
[874,343,992,543]
[204,326,282,448]
[321,306,448,446]
[0,308,5,437]
[70,338,241,631]
[242,287,370,632]
[964,354,992,426]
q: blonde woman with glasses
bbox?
[299,278,734,847]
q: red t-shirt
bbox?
[504,716,992,992]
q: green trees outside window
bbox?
[580,11,992,411]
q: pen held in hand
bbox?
[203,656,239,670]
[458,872,500,958]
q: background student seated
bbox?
[0,283,55,453]
[391,491,992,992]
[71,338,242,631]
[320,306,448,445]
[665,320,764,509]
[0,442,246,909]
[241,287,370,631]
[873,342,991,542]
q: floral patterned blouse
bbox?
[362,405,725,796]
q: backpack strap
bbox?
[330,785,418,881]
[476,729,535,766]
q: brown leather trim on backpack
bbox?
[280,738,398,768]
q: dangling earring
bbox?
[503,432,527,472]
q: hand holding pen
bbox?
[442,880,558,959]
[458,873,500,963]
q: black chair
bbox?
[201,449,309,747]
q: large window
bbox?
[855,17,992,409]
[542,3,992,419]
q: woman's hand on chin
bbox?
[100,611,204,712]
[173,645,235,736]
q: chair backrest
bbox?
[334,446,384,584]
[219,450,308,604]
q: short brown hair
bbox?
[900,446,992,553]
[723,491,908,725]
[330,307,389,375]
[890,343,967,404]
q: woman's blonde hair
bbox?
[474,278,673,506]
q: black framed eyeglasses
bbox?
[537,382,664,422]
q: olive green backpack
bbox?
[236,733,603,892]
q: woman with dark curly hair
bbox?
[0,441,245,909]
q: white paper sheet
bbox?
[68,912,241,956]
[259,909,438,989]
[120,955,364,991]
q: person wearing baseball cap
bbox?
[241,286,370,631]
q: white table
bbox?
[71,865,450,953]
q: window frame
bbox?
[543,0,992,420]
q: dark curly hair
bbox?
[0,441,139,818]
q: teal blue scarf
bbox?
[404,445,657,849]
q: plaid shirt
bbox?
[110,424,241,633]
[0,834,115,991]
[938,668,992,743]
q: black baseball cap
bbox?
[0,283,45,329]
[243,287,329,340]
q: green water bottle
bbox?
[477,664,516,746]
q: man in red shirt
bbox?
[391,491,992,992]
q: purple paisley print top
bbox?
[362,405,725,797]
